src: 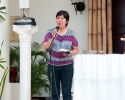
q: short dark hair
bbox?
[56,10,69,26]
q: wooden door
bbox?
[112,0,125,54]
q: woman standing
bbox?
[43,10,79,100]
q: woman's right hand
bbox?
[52,28,58,38]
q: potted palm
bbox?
[0,40,9,99]
[31,42,50,97]
[10,42,50,98]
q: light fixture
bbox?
[70,0,86,15]
[71,0,78,5]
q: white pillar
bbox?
[0,0,10,100]
[13,25,38,100]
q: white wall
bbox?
[10,0,88,53]
[8,0,88,100]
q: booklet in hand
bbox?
[58,49,70,54]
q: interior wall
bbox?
[9,0,88,53]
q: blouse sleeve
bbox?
[43,29,53,42]
[72,32,78,47]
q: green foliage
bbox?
[10,44,20,83]
[0,40,5,69]
[31,42,49,96]
[0,0,7,22]
[31,59,49,96]
[0,40,9,99]
[0,66,9,99]
[10,42,50,97]
[10,45,20,71]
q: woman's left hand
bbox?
[63,51,72,57]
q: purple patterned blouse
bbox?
[44,28,78,66]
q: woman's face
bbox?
[56,15,68,28]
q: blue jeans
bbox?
[47,64,73,100]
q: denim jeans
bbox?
[47,63,73,100]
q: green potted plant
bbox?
[10,42,50,98]
[0,0,7,22]
[10,44,20,83]
[31,42,50,97]
[0,40,9,99]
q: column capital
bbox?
[13,25,38,42]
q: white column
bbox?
[13,25,38,100]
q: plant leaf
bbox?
[0,40,3,58]
[0,60,6,63]
[0,15,5,21]
[0,66,9,99]
[0,64,4,69]
[0,11,7,14]
[0,40,4,57]
[0,6,6,10]
[0,6,6,22]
